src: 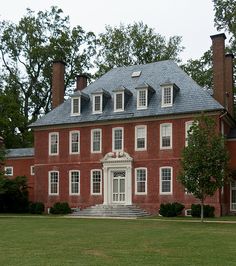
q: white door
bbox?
[112,171,125,203]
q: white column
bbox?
[103,166,108,205]
[126,165,132,205]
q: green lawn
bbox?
[0,216,236,266]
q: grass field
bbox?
[0,216,236,266]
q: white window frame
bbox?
[137,89,148,110]
[4,166,13,176]
[114,92,124,112]
[161,86,173,107]
[135,125,147,151]
[48,171,59,195]
[69,131,80,154]
[49,132,59,155]
[69,170,80,195]
[135,168,147,195]
[30,166,35,175]
[92,94,103,114]
[112,127,124,151]
[91,129,102,153]
[185,121,194,146]
[159,167,173,195]
[230,181,236,211]
[71,97,80,116]
[160,123,172,149]
[90,169,102,195]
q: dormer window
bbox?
[137,89,148,109]
[93,94,102,114]
[135,83,155,110]
[162,86,173,107]
[113,86,132,112]
[71,97,80,115]
[114,92,124,112]
[161,83,179,107]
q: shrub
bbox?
[29,202,45,214]
[50,202,71,214]
[191,204,215,218]
[159,202,185,217]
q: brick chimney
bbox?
[75,74,88,91]
[210,33,226,108]
[52,61,66,109]
[225,53,234,117]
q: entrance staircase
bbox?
[70,204,150,218]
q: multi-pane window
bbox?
[71,97,80,115]
[30,166,35,175]
[160,123,172,149]
[135,126,147,150]
[69,170,80,195]
[114,92,124,111]
[91,170,102,195]
[185,121,194,146]
[49,171,59,195]
[162,87,172,107]
[70,131,80,154]
[93,95,102,113]
[137,89,147,109]
[49,132,59,155]
[91,129,102,153]
[135,168,147,194]
[4,166,13,176]
[112,128,123,151]
[160,167,172,194]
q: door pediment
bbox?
[101,151,133,164]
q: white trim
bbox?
[160,123,172,149]
[69,170,80,195]
[135,167,147,195]
[137,89,148,110]
[48,171,59,195]
[159,166,173,195]
[91,129,102,153]
[185,120,194,147]
[161,86,173,107]
[69,130,80,154]
[4,166,13,176]
[90,169,102,195]
[71,97,80,116]
[185,209,192,216]
[135,125,147,151]
[230,180,236,211]
[112,127,124,152]
[49,132,59,156]
[92,94,103,114]
[30,165,35,175]
[114,92,124,112]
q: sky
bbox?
[0,0,224,63]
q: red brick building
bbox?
[4,33,236,216]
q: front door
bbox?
[112,171,125,203]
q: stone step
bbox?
[70,204,150,218]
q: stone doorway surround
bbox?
[101,151,133,205]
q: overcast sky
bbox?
[0,0,225,63]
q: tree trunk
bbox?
[200,199,204,223]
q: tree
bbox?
[178,114,229,222]
[0,6,96,148]
[0,137,5,178]
[95,22,184,77]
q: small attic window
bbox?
[132,71,141,78]
[71,97,80,115]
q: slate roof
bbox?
[30,60,224,128]
[6,148,34,158]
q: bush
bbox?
[50,202,71,214]
[159,202,185,217]
[191,204,215,218]
[29,202,45,214]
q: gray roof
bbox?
[30,60,224,128]
[6,148,34,158]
